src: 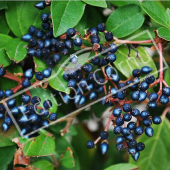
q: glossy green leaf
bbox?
[5,1,48,37]
[5,38,28,63]
[32,160,54,170]
[114,46,158,78]
[0,145,16,170]
[23,130,55,156]
[60,147,75,168]
[110,1,139,7]
[165,68,170,86]
[106,4,144,38]
[0,11,10,34]
[0,123,19,147]
[51,0,86,37]
[141,1,170,28]
[129,118,170,170]
[30,87,58,113]
[0,1,7,10]
[82,0,107,8]
[157,27,170,41]
[0,34,12,67]
[105,163,138,170]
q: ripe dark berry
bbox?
[100,131,109,140]
[62,48,69,55]
[91,35,100,44]
[124,132,134,141]
[70,55,78,64]
[131,91,140,101]
[67,28,76,37]
[0,90,4,99]
[87,28,98,35]
[86,140,94,149]
[41,120,49,127]
[145,127,154,137]
[105,31,113,41]
[116,143,124,151]
[40,109,49,117]
[28,105,37,114]
[43,100,52,109]
[91,56,100,65]
[78,96,86,105]
[139,81,149,91]
[86,83,94,91]
[74,37,82,47]
[137,142,145,151]
[110,74,120,83]
[49,113,57,121]
[89,91,98,100]
[153,116,162,125]
[35,72,44,80]
[100,57,108,66]
[0,67,6,76]
[34,1,46,10]
[24,69,33,80]
[116,136,124,144]
[2,123,9,132]
[100,46,108,56]
[141,110,150,119]
[127,122,136,130]
[105,66,113,77]
[29,114,39,124]
[122,128,131,136]
[31,96,41,105]
[56,41,65,51]
[100,142,109,155]
[148,93,158,101]
[5,90,13,97]
[27,48,35,56]
[29,37,37,47]
[7,99,16,108]
[11,106,19,117]
[65,40,73,49]
[123,113,132,121]
[132,69,141,77]
[4,117,12,125]
[116,117,124,126]
[41,13,49,22]
[135,126,144,135]
[22,34,32,42]
[141,66,152,74]
[117,90,126,100]
[147,101,157,109]
[162,87,170,96]
[83,64,93,73]
[113,126,122,134]
[52,54,61,63]
[79,79,88,89]
[68,79,77,88]
[138,91,147,102]
[97,23,106,32]
[28,26,35,34]
[128,148,137,156]
[145,75,155,84]
[159,95,169,105]
[22,78,31,88]
[18,115,29,124]
[34,29,43,38]
[113,108,122,117]
[131,109,140,117]
[109,43,117,53]
[123,104,132,112]
[133,152,140,162]
[42,68,51,78]
[143,118,152,127]
[22,95,31,104]
[107,53,116,63]
[128,140,137,148]
[0,113,4,119]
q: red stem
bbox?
[113,38,153,44]
[12,84,22,93]
[3,75,21,83]
[162,106,170,119]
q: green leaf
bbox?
[32,160,54,170]
[0,11,10,34]
[0,123,19,147]
[110,1,139,7]
[157,27,170,41]
[165,68,170,86]
[114,46,158,78]
[60,147,75,168]
[141,1,170,28]
[106,4,144,38]
[5,38,28,63]
[51,0,86,37]
[23,130,55,156]
[0,1,7,10]
[104,163,138,170]
[129,118,170,170]
[0,145,16,170]
[5,1,49,37]
[0,34,12,67]
[30,87,58,113]
[82,0,107,8]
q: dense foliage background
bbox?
[1,0,170,170]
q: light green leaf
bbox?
[110,1,139,7]
[51,0,86,37]
[0,145,16,170]
[5,38,28,63]
[164,68,170,86]
[106,4,144,38]
[157,27,170,41]
[141,1,170,28]
[82,0,107,8]
[0,1,7,10]
[0,11,10,34]
[0,34,12,67]
[5,1,49,37]
[114,46,158,78]
[129,118,170,170]
[23,130,55,156]
[104,163,138,170]
[32,160,54,170]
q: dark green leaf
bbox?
[32,160,54,170]
[157,27,170,41]
[164,68,170,86]
[104,163,138,170]
[30,87,58,113]
[129,118,170,170]
[106,4,144,38]
[5,1,49,37]
[141,1,170,28]
[0,11,10,34]
[0,145,16,170]
[5,38,28,63]
[0,34,12,67]
[0,1,7,10]
[114,46,158,78]
[23,130,55,156]
[51,0,86,37]
[82,0,107,8]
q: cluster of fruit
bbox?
[0,66,57,135]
